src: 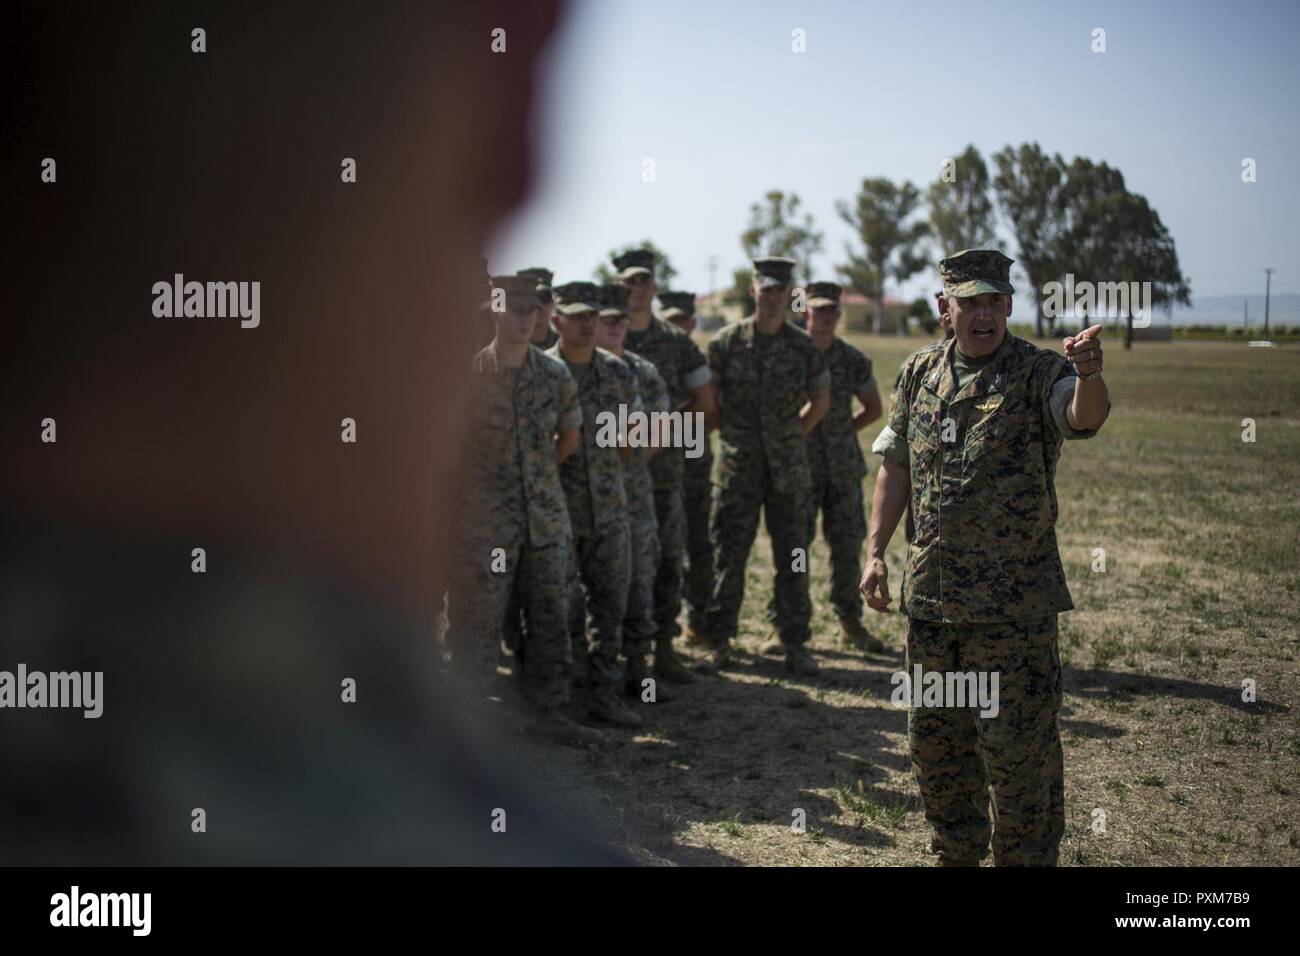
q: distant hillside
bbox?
[1170,293,1300,328]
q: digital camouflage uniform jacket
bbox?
[464,343,580,548]
[623,317,711,490]
[707,317,831,496]
[873,333,1107,623]
[807,337,876,484]
[545,344,641,535]
[622,350,669,528]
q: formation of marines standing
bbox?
[447,245,1108,866]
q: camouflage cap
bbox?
[489,274,540,312]
[657,290,696,320]
[612,248,656,281]
[597,283,630,319]
[516,267,553,290]
[516,267,554,304]
[806,281,842,309]
[753,256,796,289]
[939,249,1015,297]
[552,281,601,316]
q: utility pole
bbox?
[1264,268,1274,339]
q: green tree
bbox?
[927,144,997,256]
[994,145,1190,343]
[593,240,678,287]
[836,178,930,334]
[909,296,938,336]
[725,190,825,317]
[1054,157,1190,349]
[991,143,1068,337]
[739,190,824,284]
[725,266,755,317]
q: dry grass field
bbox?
[504,333,1300,866]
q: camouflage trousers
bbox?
[906,616,1065,866]
[680,449,715,632]
[567,520,631,688]
[623,515,660,661]
[447,527,572,710]
[650,483,686,643]
[766,463,867,628]
[808,463,867,623]
[702,461,812,646]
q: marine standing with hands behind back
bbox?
[618,250,715,687]
[761,281,887,656]
[693,256,831,677]
[547,281,644,729]
[861,249,1110,866]
[658,290,716,644]
[448,274,602,747]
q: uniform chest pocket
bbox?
[963,398,1027,466]
[521,383,558,435]
[906,396,944,457]
[770,350,808,412]
[727,348,757,384]
[724,349,759,408]
[473,386,513,431]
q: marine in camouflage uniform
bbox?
[863,250,1111,866]
[695,257,831,676]
[502,269,556,657]
[765,282,886,653]
[546,281,643,728]
[448,275,603,747]
[595,283,673,703]
[518,266,559,350]
[618,250,713,686]
[660,290,715,637]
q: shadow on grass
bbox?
[1065,666,1290,715]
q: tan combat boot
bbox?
[784,643,820,677]
[626,655,674,701]
[588,687,644,728]
[652,640,698,685]
[682,626,712,648]
[839,618,887,653]
[692,643,731,675]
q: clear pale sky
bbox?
[489,0,1300,307]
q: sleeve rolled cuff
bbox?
[683,365,712,392]
[871,424,909,468]
[1049,376,1109,439]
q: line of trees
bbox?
[729,143,1191,339]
